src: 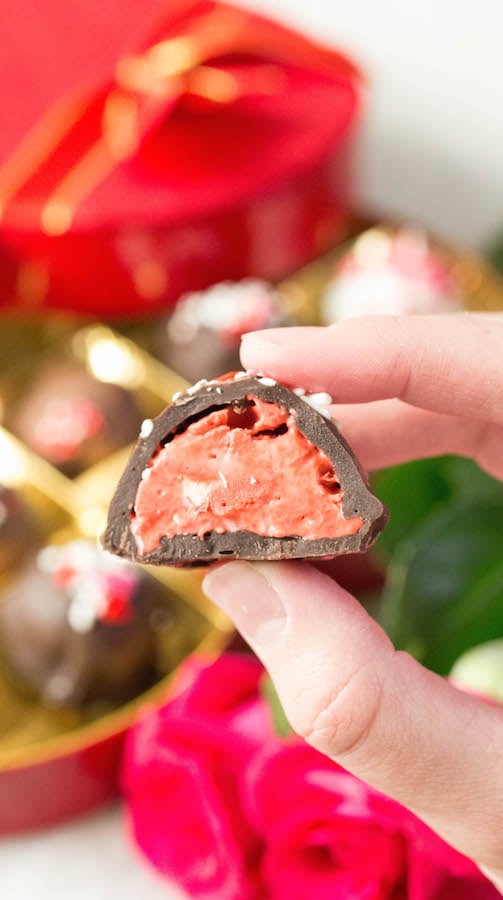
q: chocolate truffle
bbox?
[8,360,142,475]
[0,540,168,708]
[103,372,388,567]
[159,280,290,383]
[321,227,462,323]
[0,485,35,574]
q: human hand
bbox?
[203,314,503,891]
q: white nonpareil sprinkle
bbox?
[250,476,257,484]
[70,572,109,634]
[167,280,278,339]
[307,392,332,406]
[68,593,98,634]
[293,387,306,396]
[139,418,154,438]
[301,391,333,419]
[187,379,208,395]
[172,391,182,401]
[258,376,276,386]
[141,467,151,481]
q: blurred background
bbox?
[248,0,503,247]
[0,1,502,898]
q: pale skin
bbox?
[203,314,503,892]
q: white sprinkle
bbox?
[206,386,213,392]
[139,418,154,438]
[218,471,228,488]
[216,387,223,394]
[293,387,306,396]
[167,280,279,338]
[250,476,257,484]
[299,391,333,419]
[234,371,249,380]
[308,392,332,405]
[141,468,151,481]
[68,599,96,634]
[258,376,276,386]
[187,379,208,395]
[173,391,182,401]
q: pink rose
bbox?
[122,653,499,900]
[245,742,407,899]
[245,742,499,900]
[122,653,273,900]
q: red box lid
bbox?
[0,1,361,315]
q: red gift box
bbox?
[0,0,361,317]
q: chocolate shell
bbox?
[103,374,388,567]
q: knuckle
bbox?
[295,660,386,761]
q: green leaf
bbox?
[442,457,503,503]
[372,457,454,561]
[380,497,503,674]
[372,456,503,562]
[260,673,292,738]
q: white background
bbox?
[2,2,503,898]
[244,0,503,248]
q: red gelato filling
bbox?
[131,396,363,554]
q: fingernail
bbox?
[241,328,291,347]
[203,562,286,648]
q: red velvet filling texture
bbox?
[131,397,363,554]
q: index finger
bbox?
[240,314,503,423]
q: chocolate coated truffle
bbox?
[8,361,142,475]
[159,280,290,383]
[103,372,388,567]
[321,227,462,323]
[0,540,168,707]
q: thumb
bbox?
[203,561,503,884]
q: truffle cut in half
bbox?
[103,373,388,566]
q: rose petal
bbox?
[123,708,262,899]
[169,653,264,721]
[125,746,251,899]
[246,742,370,832]
[261,803,407,900]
